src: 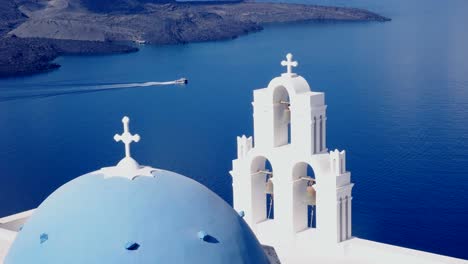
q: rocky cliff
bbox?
[0,0,390,77]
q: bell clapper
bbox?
[310,204,315,228]
[265,173,274,219]
[268,193,274,219]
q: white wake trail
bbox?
[0,79,187,102]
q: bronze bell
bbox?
[265,178,274,194]
[304,185,316,205]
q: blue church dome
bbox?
[5,169,269,264]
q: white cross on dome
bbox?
[99,116,155,180]
[114,116,140,159]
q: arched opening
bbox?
[338,195,351,241]
[313,117,317,154]
[345,196,349,239]
[319,115,323,152]
[313,115,326,153]
[339,197,343,241]
[292,162,316,232]
[250,156,274,223]
[273,86,291,146]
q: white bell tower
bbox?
[230,54,354,259]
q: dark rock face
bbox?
[0,37,58,77]
[0,36,138,77]
[0,0,27,36]
[0,0,390,77]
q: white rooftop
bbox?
[0,210,34,263]
[255,219,467,264]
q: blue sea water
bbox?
[1,0,467,259]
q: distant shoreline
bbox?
[0,1,390,78]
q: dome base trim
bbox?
[98,157,156,180]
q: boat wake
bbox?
[0,78,188,102]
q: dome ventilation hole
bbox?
[197,231,219,244]
[125,242,140,251]
[40,233,48,244]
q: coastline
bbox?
[0,37,138,78]
[0,2,390,78]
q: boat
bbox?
[175,78,188,85]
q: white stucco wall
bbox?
[0,209,35,263]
